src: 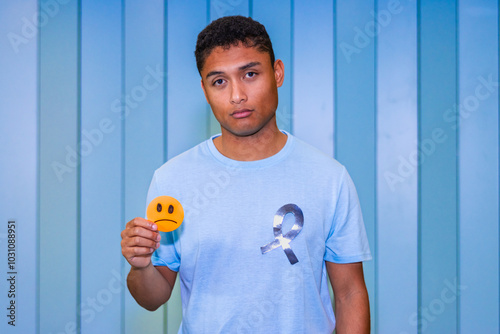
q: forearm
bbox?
[334,289,370,334]
[127,263,173,311]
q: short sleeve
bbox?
[324,167,372,263]
[147,171,181,272]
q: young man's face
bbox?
[200,43,284,138]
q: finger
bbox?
[122,235,160,250]
[123,226,161,243]
[125,217,158,231]
[123,244,156,258]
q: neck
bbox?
[213,124,287,161]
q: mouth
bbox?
[231,109,253,119]
[154,219,178,224]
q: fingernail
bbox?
[156,234,161,241]
[156,242,160,249]
[152,224,158,231]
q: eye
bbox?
[246,72,257,78]
[213,78,225,86]
[157,203,162,212]
[168,205,174,214]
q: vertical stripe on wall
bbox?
[0,1,38,333]
[376,0,418,333]
[166,1,208,332]
[335,0,377,330]
[81,0,123,333]
[167,0,208,160]
[39,0,80,332]
[419,0,458,333]
[292,0,334,156]
[123,1,165,333]
[458,0,499,332]
[253,0,293,133]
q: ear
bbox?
[200,79,210,104]
[273,59,285,88]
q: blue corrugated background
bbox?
[0,0,498,333]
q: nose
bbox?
[230,82,247,104]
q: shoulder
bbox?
[289,134,346,175]
[153,139,212,181]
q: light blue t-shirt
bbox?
[150,132,371,334]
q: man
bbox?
[121,15,371,333]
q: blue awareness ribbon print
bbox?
[260,204,304,265]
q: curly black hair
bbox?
[195,15,275,74]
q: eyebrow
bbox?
[205,61,262,79]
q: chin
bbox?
[224,126,262,138]
[231,129,260,137]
